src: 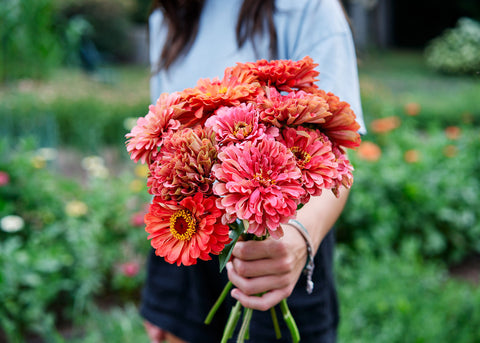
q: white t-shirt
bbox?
[149,0,366,134]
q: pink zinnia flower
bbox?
[126,92,185,164]
[145,193,231,266]
[147,127,218,201]
[278,127,338,201]
[257,88,330,128]
[213,139,305,238]
[205,103,278,146]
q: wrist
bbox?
[285,219,315,294]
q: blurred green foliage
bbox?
[0,139,151,341]
[0,0,148,82]
[425,17,480,75]
[336,245,480,342]
[0,0,64,81]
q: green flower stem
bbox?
[237,307,253,343]
[221,300,242,343]
[280,299,300,343]
[270,307,282,339]
[205,281,233,324]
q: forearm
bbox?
[292,186,350,254]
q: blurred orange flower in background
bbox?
[445,126,461,140]
[404,102,421,116]
[370,116,401,133]
[404,149,420,163]
[357,141,382,162]
[443,145,458,158]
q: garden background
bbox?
[1,0,480,342]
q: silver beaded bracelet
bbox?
[287,219,315,294]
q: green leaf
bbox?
[218,220,244,272]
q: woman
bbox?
[140,0,366,342]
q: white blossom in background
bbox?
[1,215,25,233]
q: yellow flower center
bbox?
[170,210,197,241]
[290,146,311,168]
[218,86,228,94]
[253,169,276,186]
[233,121,252,137]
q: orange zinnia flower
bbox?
[311,89,361,149]
[145,193,231,266]
[182,72,260,126]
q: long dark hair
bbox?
[151,0,277,70]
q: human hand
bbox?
[226,225,307,311]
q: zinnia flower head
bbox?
[145,193,231,266]
[233,56,320,92]
[331,145,354,197]
[312,89,361,149]
[126,92,185,164]
[257,87,330,128]
[213,139,305,238]
[182,72,260,125]
[147,126,218,201]
[205,103,278,146]
[278,127,338,201]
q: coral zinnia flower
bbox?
[278,127,338,201]
[233,56,320,92]
[213,139,305,238]
[310,89,361,149]
[257,88,330,128]
[145,193,231,266]
[147,127,218,201]
[181,72,260,125]
[126,92,185,164]
[205,103,278,146]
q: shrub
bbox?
[425,17,480,75]
[336,245,480,343]
[337,122,480,263]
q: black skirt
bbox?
[140,230,339,343]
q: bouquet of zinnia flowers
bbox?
[126,56,361,342]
